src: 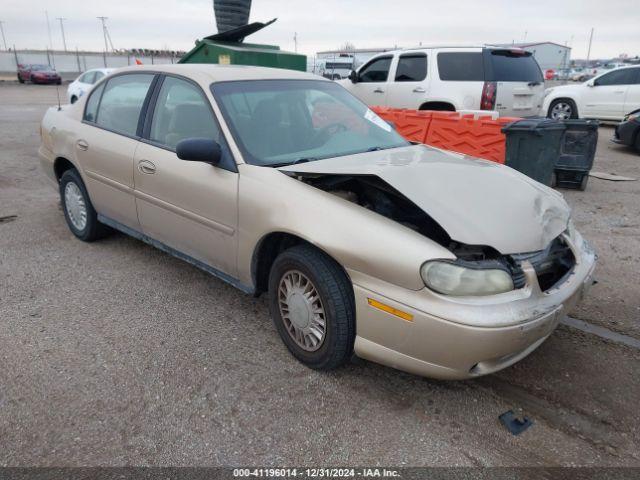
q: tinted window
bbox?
[437,52,484,81]
[150,76,220,149]
[359,57,392,82]
[488,50,543,82]
[95,74,154,136]
[596,68,637,86]
[211,80,408,166]
[395,54,427,82]
[83,82,105,122]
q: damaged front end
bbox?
[288,169,577,296]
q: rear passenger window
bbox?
[95,74,154,136]
[595,69,637,86]
[93,71,105,84]
[83,82,105,123]
[80,72,95,84]
[358,57,392,83]
[437,52,484,81]
[149,76,221,150]
[395,54,427,82]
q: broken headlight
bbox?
[421,261,514,296]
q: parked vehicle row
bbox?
[339,46,545,117]
[38,64,596,380]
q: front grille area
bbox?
[510,236,576,291]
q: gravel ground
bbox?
[0,84,639,467]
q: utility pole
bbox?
[0,21,7,50]
[523,30,527,42]
[293,32,298,53]
[56,17,67,51]
[586,27,594,64]
[45,11,53,50]
[97,16,111,53]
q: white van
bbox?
[340,46,545,117]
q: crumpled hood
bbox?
[279,145,570,254]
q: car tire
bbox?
[268,244,355,371]
[30,75,36,84]
[70,95,78,104]
[548,99,578,120]
[56,79,62,85]
[59,169,110,242]
[18,75,24,84]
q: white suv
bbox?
[339,46,545,117]
[543,66,640,121]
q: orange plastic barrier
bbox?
[371,107,520,164]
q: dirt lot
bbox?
[1,83,639,467]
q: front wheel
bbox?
[268,245,355,370]
[548,99,578,120]
[59,169,110,242]
[70,95,78,104]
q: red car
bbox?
[17,64,62,85]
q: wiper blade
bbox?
[269,157,317,168]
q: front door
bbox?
[75,72,156,229]
[347,55,392,107]
[582,68,636,119]
[385,53,429,109]
[133,75,239,277]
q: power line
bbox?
[56,17,67,51]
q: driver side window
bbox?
[358,57,392,83]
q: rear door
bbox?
[485,49,544,117]
[348,55,392,107]
[582,68,636,119]
[75,72,156,229]
[385,52,429,109]
[133,74,239,277]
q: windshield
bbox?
[210,79,409,166]
[487,50,543,82]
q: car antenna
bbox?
[55,82,62,111]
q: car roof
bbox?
[109,64,324,83]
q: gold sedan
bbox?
[39,64,596,379]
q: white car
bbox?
[340,46,545,117]
[67,68,114,104]
[543,65,640,121]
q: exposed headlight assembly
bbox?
[421,261,514,296]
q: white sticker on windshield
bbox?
[364,109,391,132]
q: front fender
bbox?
[236,165,455,291]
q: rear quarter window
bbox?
[437,52,484,81]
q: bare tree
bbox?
[339,42,356,52]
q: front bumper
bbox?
[350,232,597,380]
[611,121,638,146]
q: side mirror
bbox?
[348,70,358,84]
[176,138,221,165]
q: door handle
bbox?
[373,88,385,93]
[76,139,89,151]
[138,160,156,174]
[412,87,426,93]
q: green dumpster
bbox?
[179,19,306,72]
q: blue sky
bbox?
[2,0,638,59]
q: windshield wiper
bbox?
[269,157,317,168]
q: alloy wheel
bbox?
[64,181,88,231]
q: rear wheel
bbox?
[59,169,110,242]
[17,74,24,84]
[268,244,355,370]
[548,99,578,120]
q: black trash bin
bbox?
[501,118,566,186]
[553,119,599,191]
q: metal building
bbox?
[496,42,571,71]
